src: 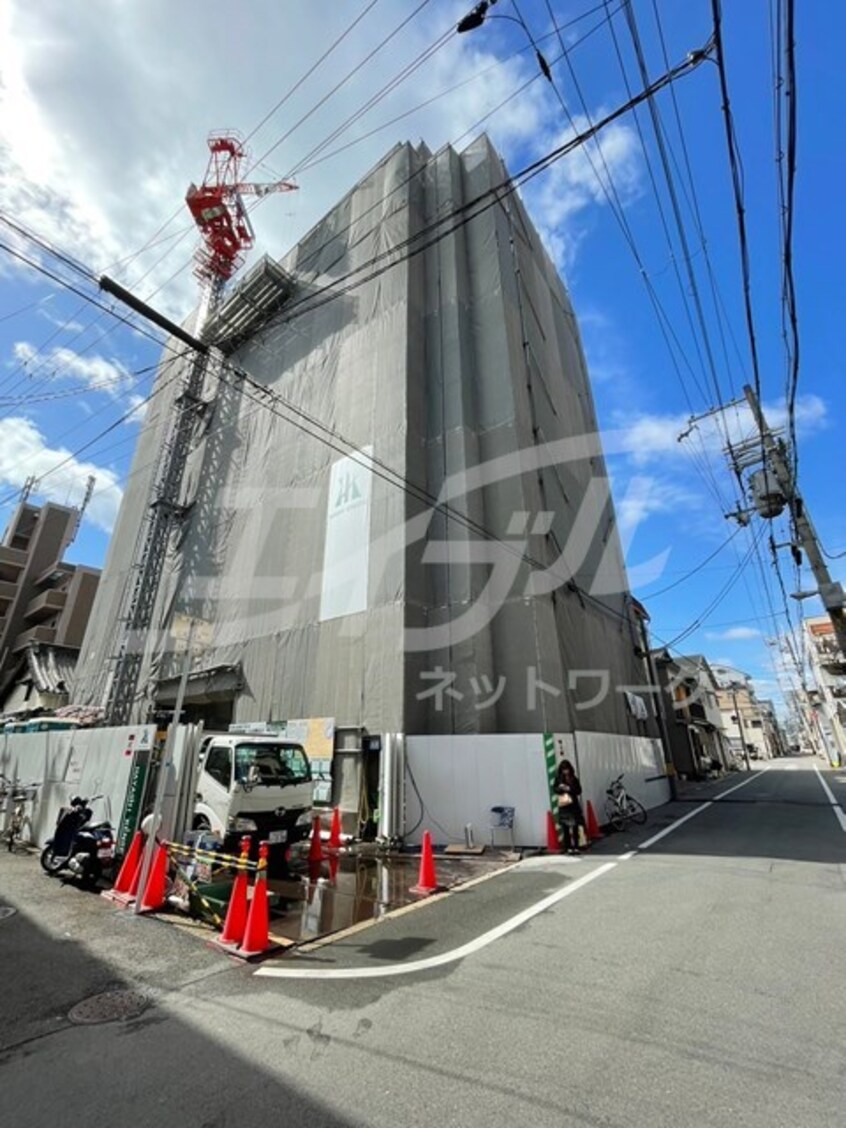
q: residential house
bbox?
[710,664,774,762]
[802,615,846,766]
[652,651,729,778]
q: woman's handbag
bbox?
[557,790,573,808]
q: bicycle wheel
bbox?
[604,798,626,832]
[625,797,647,825]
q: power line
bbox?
[621,0,726,410]
[0,356,162,407]
[638,525,743,598]
[0,41,721,657]
[709,0,764,407]
[599,0,742,518]
[0,213,97,284]
[661,522,766,649]
[0,352,190,512]
[0,239,167,352]
[242,0,382,152]
[781,0,800,481]
[246,0,435,176]
[243,40,713,336]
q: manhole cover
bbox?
[68,990,150,1025]
[0,906,16,921]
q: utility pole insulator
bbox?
[743,384,846,657]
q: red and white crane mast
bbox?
[185,130,297,289]
[105,133,297,725]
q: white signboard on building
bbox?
[319,448,373,622]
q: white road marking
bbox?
[636,768,767,851]
[256,770,775,981]
[255,862,619,980]
[710,766,772,800]
[636,801,714,850]
[785,764,798,771]
[814,766,846,832]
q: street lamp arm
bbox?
[457,2,499,34]
[457,3,553,81]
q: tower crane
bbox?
[104,132,296,725]
[185,131,297,285]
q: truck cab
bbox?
[194,732,314,857]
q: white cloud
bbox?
[527,115,641,269]
[0,416,122,532]
[705,626,762,641]
[613,394,829,468]
[12,340,131,398]
[614,473,696,534]
[37,307,84,333]
[0,0,640,317]
[125,394,148,425]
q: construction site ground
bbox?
[0,840,529,955]
[0,797,694,977]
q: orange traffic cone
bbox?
[102,830,143,904]
[113,831,143,893]
[239,842,271,958]
[215,836,252,950]
[137,843,169,913]
[410,830,438,895]
[308,815,324,863]
[546,810,561,853]
[328,807,343,850]
[328,852,340,884]
[585,800,603,841]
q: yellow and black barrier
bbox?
[168,855,226,930]
[163,840,259,872]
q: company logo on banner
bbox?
[320,447,373,622]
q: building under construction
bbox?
[72,136,656,762]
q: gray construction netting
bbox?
[73,136,652,741]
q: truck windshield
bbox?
[233,743,311,786]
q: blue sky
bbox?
[0,0,841,713]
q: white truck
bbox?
[192,730,315,860]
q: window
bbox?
[204,745,232,788]
[234,742,311,785]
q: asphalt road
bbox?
[1,756,844,1128]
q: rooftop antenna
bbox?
[67,475,96,546]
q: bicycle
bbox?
[0,775,39,852]
[604,774,647,832]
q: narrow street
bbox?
[2,757,844,1128]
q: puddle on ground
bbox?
[262,849,509,945]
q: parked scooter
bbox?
[40,796,115,887]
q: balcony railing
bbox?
[0,544,27,583]
[24,588,66,623]
[12,624,56,651]
[0,579,18,605]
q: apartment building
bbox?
[0,500,100,715]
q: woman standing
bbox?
[554,758,583,855]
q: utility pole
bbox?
[729,683,752,771]
[133,618,196,915]
[742,384,846,657]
